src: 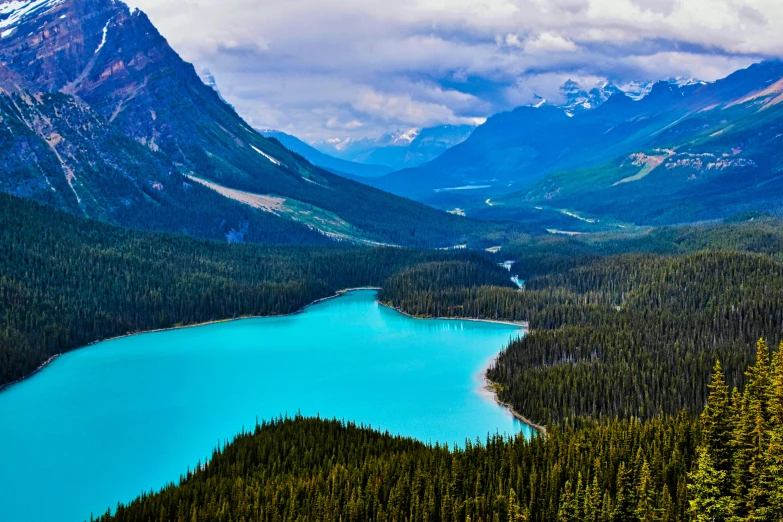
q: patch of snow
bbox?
[560,209,597,224]
[94,20,109,54]
[393,128,420,144]
[1,28,14,38]
[0,0,66,32]
[547,229,584,236]
[618,80,654,101]
[671,77,707,87]
[433,185,492,193]
[250,144,282,166]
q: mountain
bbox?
[555,77,706,115]
[494,61,783,229]
[314,124,477,171]
[0,0,513,249]
[368,63,783,225]
[466,61,783,231]
[260,130,392,178]
[557,79,625,115]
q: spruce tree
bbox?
[636,461,658,522]
[687,447,731,522]
[557,481,578,522]
[701,360,733,488]
[746,340,773,518]
[613,463,638,522]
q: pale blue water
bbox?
[0,290,529,522]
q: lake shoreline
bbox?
[0,287,382,394]
[3,288,543,438]
[376,303,541,436]
[379,302,530,329]
[481,354,547,437]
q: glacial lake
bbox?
[0,290,530,522]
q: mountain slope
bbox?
[488,61,783,229]
[260,130,393,178]
[372,61,783,224]
[368,83,697,205]
[0,0,508,248]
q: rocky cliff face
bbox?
[0,0,486,248]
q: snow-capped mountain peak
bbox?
[0,0,65,38]
[529,76,708,113]
[393,128,421,145]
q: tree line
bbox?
[379,251,783,426]
[94,340,783,522]
[0,193,498,388]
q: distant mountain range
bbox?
[553,77,705,115]
[366,62,783,232]
[0,0,514,249]
[259,130,393,178]
[312,125,478,171]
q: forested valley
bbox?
[0,192,497,388]
[5,190,783,521]
[380,224,783,425]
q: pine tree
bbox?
[557,481,578,522]
[746,340,773,518]
[687,447,731,522]
[701,360,733,488]
[613,463,638,522]
[730,387,753,518]
[583,474,602,522]
[574,474,586,520]
[636,461,659,522]
[508,489,528,522]
[659,485,675,522]
[768,346,783,519]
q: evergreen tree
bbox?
[746,341,773,518]
[687,447,731,522]
[557,481,578,522]
[613,463,638,522]
[636,461,658,522]
[765,347,783,519]
[701,360,733,487]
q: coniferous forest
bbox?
[0,192,495,388]
[97,344,783,522]
[4,191,783,520]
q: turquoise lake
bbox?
[0,290,529,522]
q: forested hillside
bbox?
[97,414,698,522]
[98,342,783,522]
[6,187,783,521]
[380,247,783,426]
[0,0,518,249]
[0,192,501,388]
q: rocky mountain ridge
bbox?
[367,60,783,227]
[0,0,507,248]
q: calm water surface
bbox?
[0,290,529,522]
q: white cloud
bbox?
[523,33,579,53]
[127,0,782,141]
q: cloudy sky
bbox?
[128,0,780,142]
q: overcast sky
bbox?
[128,0,780,142]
